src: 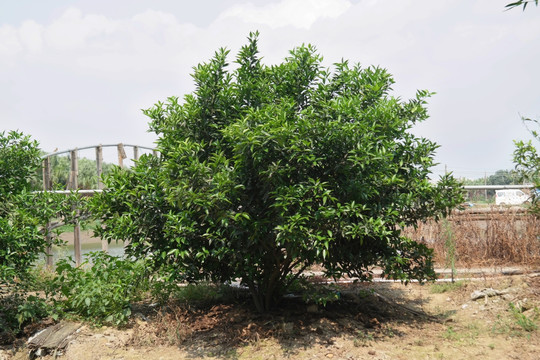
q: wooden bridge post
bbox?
[42,157,53,268]
[117,143,127,168]
[70,149,82,267]
[96,145,103,190]
[95,145,108,253]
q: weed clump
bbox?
[430,280,467,294]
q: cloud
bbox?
[19,20,43,53]
[0,24,22,58]
[0,0,539,176]
[44,7,116,50]
[217,0,351,29]
[132,9,178,29]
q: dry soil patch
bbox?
[2,274,539,360]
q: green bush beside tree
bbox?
[0,131,64,340]
[0,130,50,283]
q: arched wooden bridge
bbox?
[41,143,156,267]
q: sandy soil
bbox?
[2,273,539,360]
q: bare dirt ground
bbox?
[2,272,539,360]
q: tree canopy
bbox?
[0,131,64,283]
[92,33,463,312]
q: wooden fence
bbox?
[41,144,156,267]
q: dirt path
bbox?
[3,273,539,360]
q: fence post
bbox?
[117,143,127,168]
[95,145,108,253]
[43,157,53,268]
[70,149,82,267]
[484,172,487,203]
[96,145,103,190]
[133,146,139,162]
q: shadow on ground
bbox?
[127,282,438,359]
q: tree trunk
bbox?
[247,282,265,313]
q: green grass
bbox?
[430,280,466,294]
[492,305,539,337]
[509,303,538,332]
[442,323,480,345]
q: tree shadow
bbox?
[129,281,442,359]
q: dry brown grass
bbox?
[403,206,540,268]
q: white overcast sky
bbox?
[1,0,539,178]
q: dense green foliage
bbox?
[47,252,150,326]
[0,131,67,341]
[514,119,540,183]
[0,290,50,343]
[514,118,540,212]
[0,131,41,195]
[92,33,463,311]
[1,254,152,341]
[0,131,60,283]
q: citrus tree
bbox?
[0,131,45,283]
[0,131,71,285]
[92,33,463,312]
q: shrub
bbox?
[0,130,44,283]
[92,33,463,312]
[0,131,71,284]
[48,252,150,326]
[0,131,68,340]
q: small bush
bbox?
[0,290,50,344]
[0,267,53,344]
[48,252,150,326]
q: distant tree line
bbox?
[460,170,524,203]
[460,170,520,186]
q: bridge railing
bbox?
[40,143,157,267]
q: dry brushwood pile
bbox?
[2,272,540,360]
[404,206,540,267]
